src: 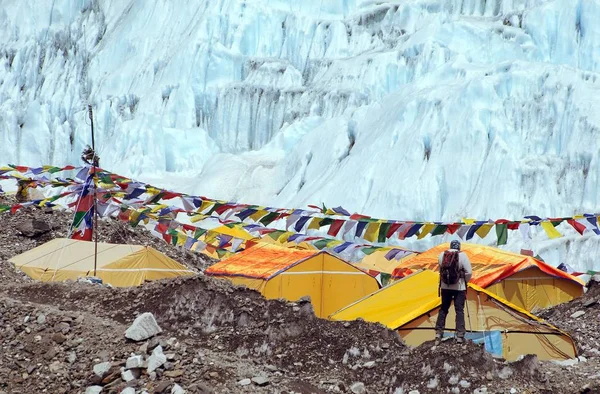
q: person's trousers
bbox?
[435,289,466,338]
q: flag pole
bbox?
[88,104,98,276]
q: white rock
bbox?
[120,388,135,394]
[86,386,103,394]
[238,378,251,386]
[552,358,579,367]
[408,391,420,394]
[93,362,112,378]
[171,384,185,394]
[459,380,471,388]
[473,387,488,394]
[363,361,375,369]
[147,345,167,373]
[350,382,366,394]
[125,313,162,341]
[67,352,77,364]
[251,376,269,386]
[510,389,517,394]
[121,369,135,382]
[125,355,144,369]
[570,310,586,319]
[37,314,46,324]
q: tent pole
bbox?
[88,104,98,277]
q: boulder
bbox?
[125,355,144,369]
[147,346,167,373]
[125,312,162,341]
[85,386,103,394]
[121,369,136,382]
[238,378,251,386]
[16,219,52,238]
[350,382,366,394]
[251,376,269,386]
[93,362,112,378]
[120,388,136,394]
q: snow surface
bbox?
[1,0,600,270]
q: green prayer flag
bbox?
[361,246,379,255]
[194,228,207,239]
[319,218,334,227]
[312,239,330,250]
[378,222,391,243]
[431,225,448,236]
[267,230,285,240]
[495,223,508,246]
[259,211,279,226]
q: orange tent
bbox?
[391,243,584,312]
[205,243,380,318]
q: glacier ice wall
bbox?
[1,0,600,269]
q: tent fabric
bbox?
[330,269,440,328]
[205,242,318,279]
[9,238,195,287]
[331,270,577,361]
[206,243,380,318]
[353,247,416,275]
[391,243,584,311]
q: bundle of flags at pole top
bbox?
[68,168,95,241]
[1,164,600,255]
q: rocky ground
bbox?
[1,199,600,393]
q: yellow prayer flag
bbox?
[204,232,218,245]
[278,231,294,243]
[462,218,476,225]
[176,233,187,246]
[475,223,494,239]
[198,200,213,213]
[540,221,562,239]
[150,204,168,213]
[249,210,267,221]
[327,239,344,247]
[417,223,436,239]
[363,222,381,242]
[307,217,322,230]
[189,213,206,223]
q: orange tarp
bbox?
[204,243,317,279]
[392,243,585,288]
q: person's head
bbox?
[450,240,461,250]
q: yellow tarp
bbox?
[9,238,195,287]
[331,270,577,361]
[206,243,380,318]
[391,243,584,311]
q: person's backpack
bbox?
[440,249,461,285]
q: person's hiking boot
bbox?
[434,336,441,346]
[456,337,464,344]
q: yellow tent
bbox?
[205,242,380,318]
[392,243,584,312]
[331,270,576,361]
[9,238,196,287]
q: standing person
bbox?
[435,240,472,344]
